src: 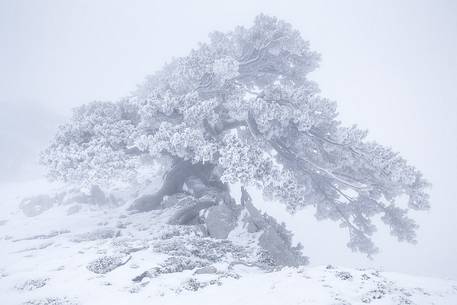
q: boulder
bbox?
[161,193,193,209]
[89,185,107,205]
[168,206,202,225]
[129,194,163,212]
[167,195,217,226]
[205,204,239,239]
[183,176,209,198]
[194,265,218,275]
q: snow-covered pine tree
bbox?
[41,14,430,258]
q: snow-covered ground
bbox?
[1,180,456,305]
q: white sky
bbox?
[0,0,456,279]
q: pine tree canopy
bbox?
[41,14,430,256]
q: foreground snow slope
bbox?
[0,181,456,305]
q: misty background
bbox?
[0,0,456,279]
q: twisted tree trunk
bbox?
[127,159,308,267]
[128,160,217,212]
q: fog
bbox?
[1,0,456,279]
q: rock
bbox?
[168,206,201,225]
[20,195,55,217]
[66,205,82,215]
[205,204,238,239]
[161,193,193,209]
[89,185,107,205]
[194,266,218,275]
[183,176,209,197]
[132,271,151,283]
[132,257,207,282]
[167,196,216,226]
[129,194,163,212]
[246,220,260,233]
[87,255,131,274]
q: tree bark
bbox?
[128,160,215,212]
